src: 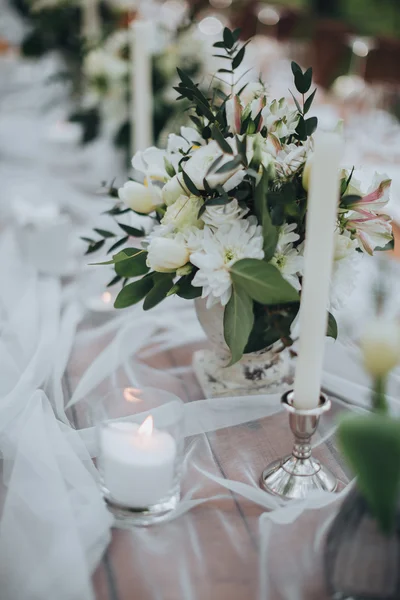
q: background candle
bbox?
[100,418,177,507]
[130,20,153,156]
[293,132,342,410]
[81,0,101,45]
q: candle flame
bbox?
[123,387,142,403]
[101,291,112,304]
[138,415,153,436]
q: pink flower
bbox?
[346,211,392,255]
[345,175,391,213]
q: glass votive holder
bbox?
[94,387,184,527]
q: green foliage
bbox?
[224,285,254,365]
[114,276,153,309]
[143,273,175,310]
[338,414,400,533]
[230,259,300,305]
[327,312,338,339]
[254,169,279,261]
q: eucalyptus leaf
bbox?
[176,272,202,299]
[118,223,146,237]
[327,312,338,339]
[114,250,149,278]
[305,116,318,137]
[93,228,116,238]
[215,155,243,174]
[143,274,174,310]
[304,89,317,114]
[232,46,246,70]
[114,277,153,309]
[211,124,233,154]
[230,259,299,305]
[107,236,129,254]
[223,27,234,49]
[85,239,105,255]
[182,170,201,196]
[223,285,254,365]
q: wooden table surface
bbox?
[64,318,352,600]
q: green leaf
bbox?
[182,170,200,196]
[211,124,233,155]
[254,170,279,261]
[93,228,116,238]
[291,61,302,77]
[85,240,105,255]
[215,155,243,174]
[338,414,400,533]
[223,285,254,365]
[230,259,299,305]
[305,116,318,137]
[107,274,122,287]
[107,236,129,254]
[223,27,234,49]
[114,250,149,278]
[206,155,224,176]
[232,45,246,70]
[289,89,302,114]
[295,116,307,141]
[143,273,174,310]
[218,68,233,74]
[376,238,395,252]
[232,28,241,42]
[341,166,355,195]
[117,223,146,237]
[213,41,226,49]
[327,312,338,339]
[302,67,313,93]
[304,89,317,114]
[114,277,153,309]
[176,271,202,299]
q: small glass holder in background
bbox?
[93,387,184,527]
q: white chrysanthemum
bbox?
[189,217,264,308]
[201,199,249,228]
[271,224,303,291]
[161,195,204,232]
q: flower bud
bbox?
[360,318,400,378]
[147,237,189,272]
[118,181,162,214]
[162,174,187,206]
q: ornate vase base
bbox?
[193,349,293,399]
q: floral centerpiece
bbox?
[84,28,393,396]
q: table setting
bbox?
[2,1,400,599]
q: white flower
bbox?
[361,317,400,378]
[184,141,244,190]
[118,181,162,214]
[162,174,187,205]
[147,235,189,272]
[161,195,204,232]
[330,231,362,311]
[202,199,249,227]
[262,98,299,139]
[274,143,308,177]
[270,224,303,291]
[189,217,264,308]
[132,146,168,182]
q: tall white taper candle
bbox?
[293,132,342,409]
[130,20,153,156]
[81,0,101,45]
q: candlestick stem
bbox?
[260,391,338,500]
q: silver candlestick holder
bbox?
[260,390,338,500]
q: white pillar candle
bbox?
[130,20,153,156]
[100,416,176,507]
[293,132,342,409]
[81,0,101,46]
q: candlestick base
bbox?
[260,390,338,500]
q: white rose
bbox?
[118,181,162,214]
[361,318,400,378]
[147,236,189,272]
[185,141,243,189]
[202,198,249,227]
[162,195,204,232]
[162,174,188,205]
